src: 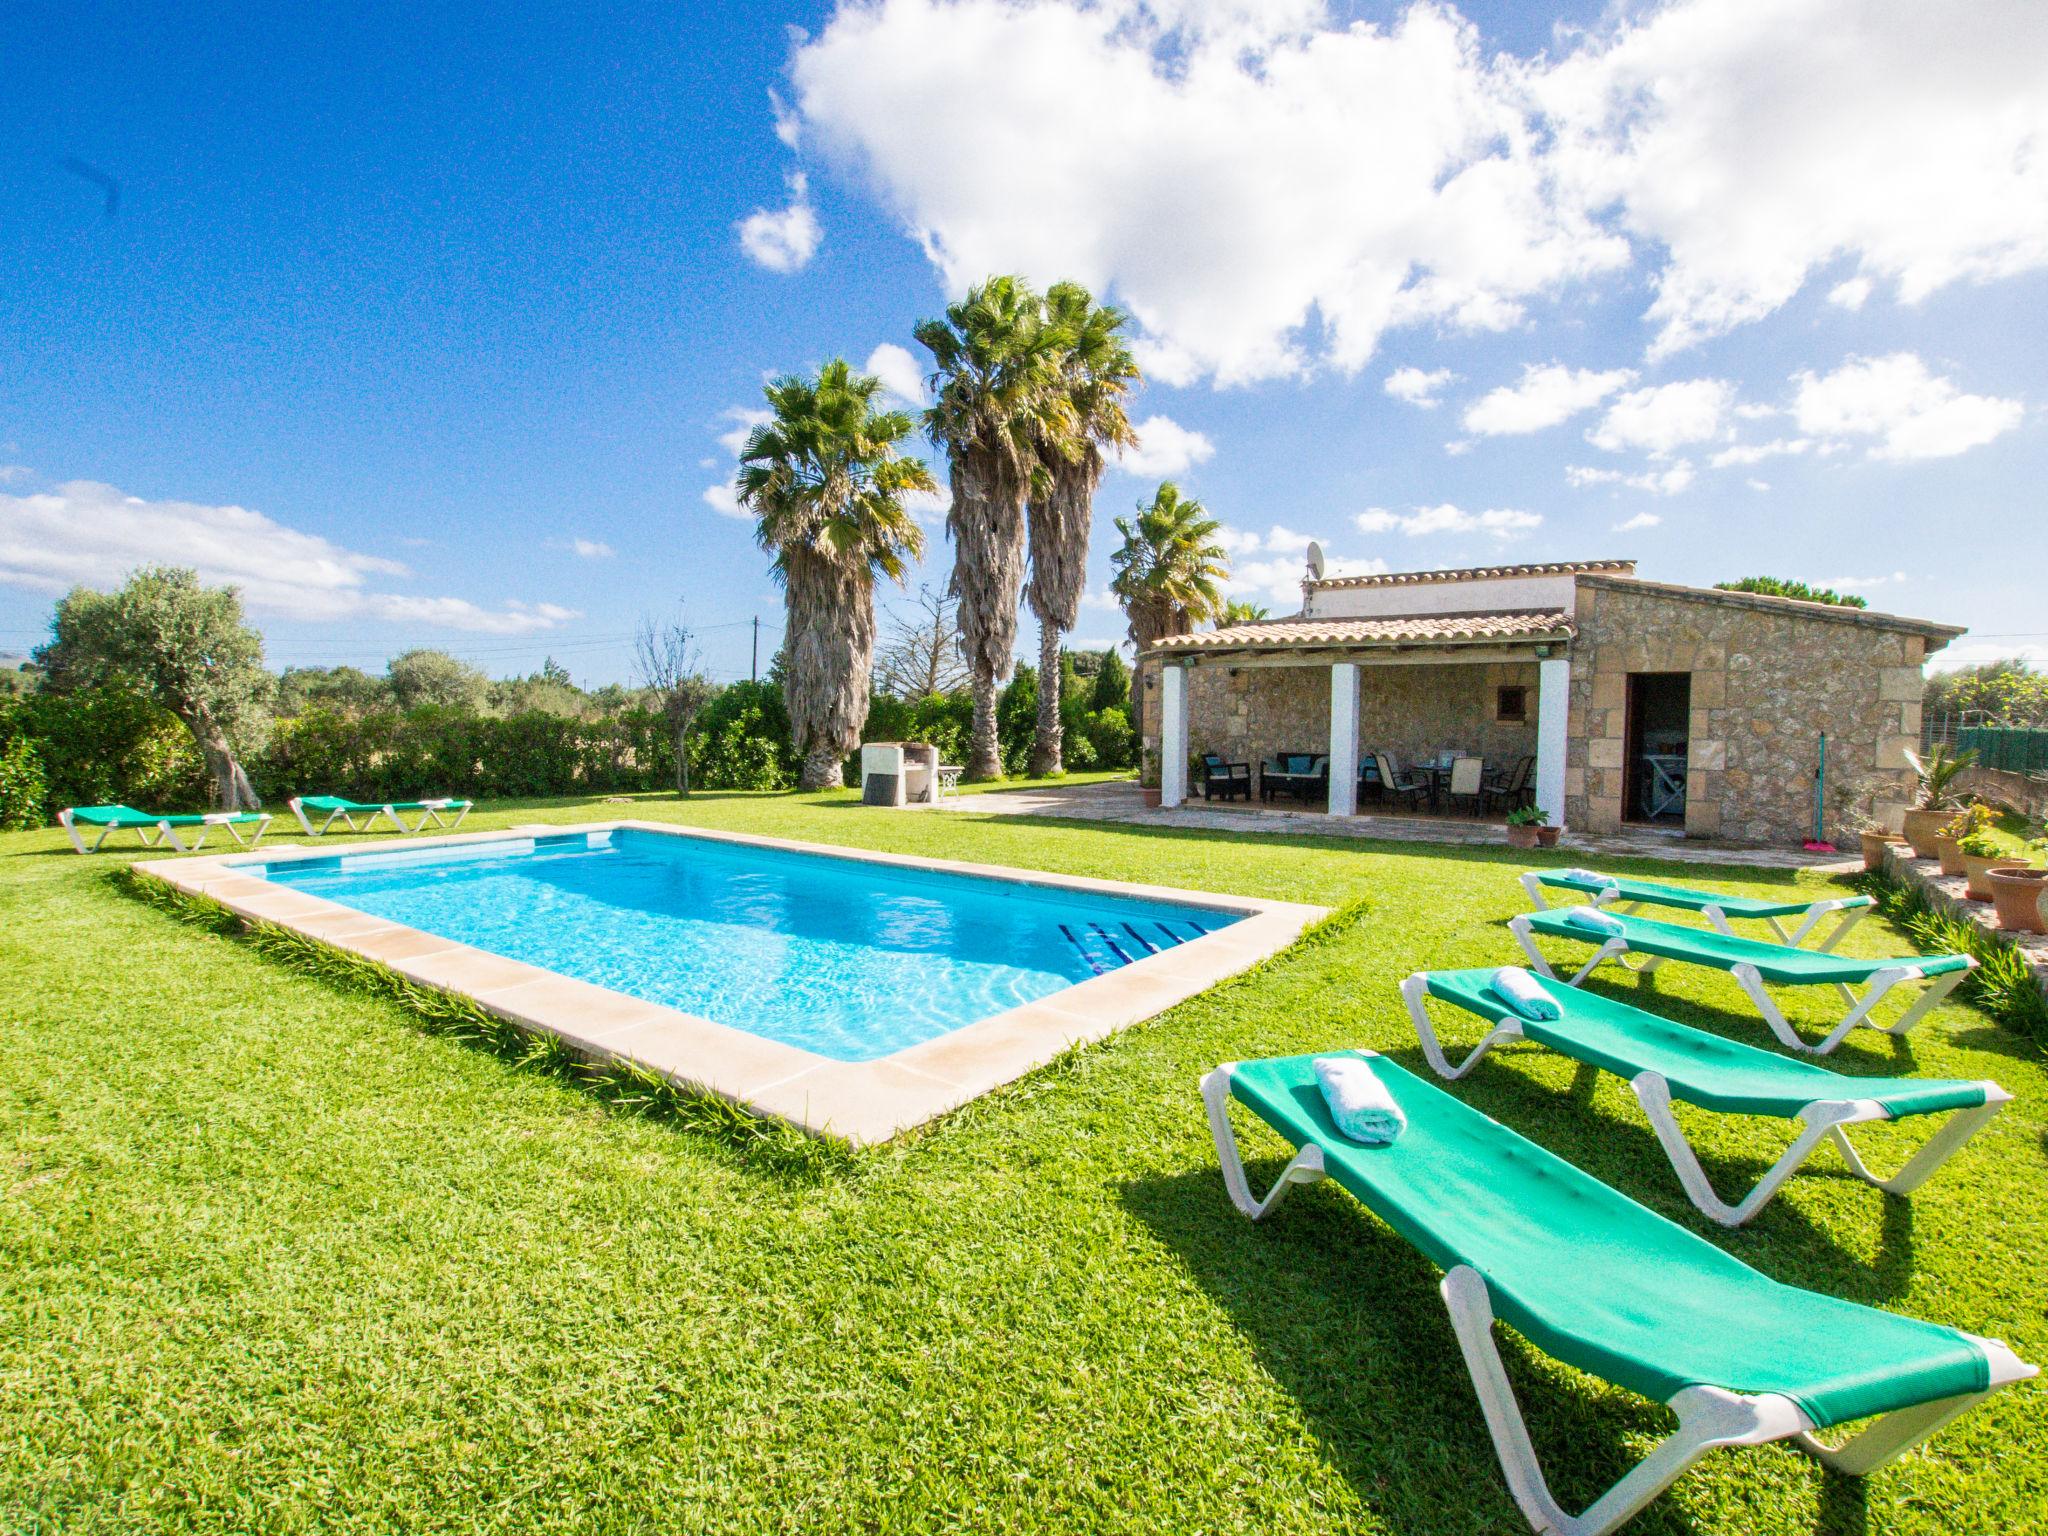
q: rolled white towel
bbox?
[1313,1056,1407,1145]
[1559,867,1619,888]
[1490,966,1560,1022]
[1563,903,1625,936]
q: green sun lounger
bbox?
[1202,1051,2034,1535]
[1521,868,1872,948]
[1508,906,1974,1055]
[1400,968,2009,1225]
[59,803,272,855]
[289,794,473,836]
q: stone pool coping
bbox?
[134,820,1327,1145]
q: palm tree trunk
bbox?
[968,670,1002,779]
[799,745,842,792]
[1030,624,1064,776]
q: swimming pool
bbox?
[255,827,1241,1060]
[139,822,1323,1143]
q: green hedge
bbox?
[1957,726,2048,775]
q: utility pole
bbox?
[751,616,759,683]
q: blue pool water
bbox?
[255,828,1241,1060]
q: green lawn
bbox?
[3,790,2044,1534]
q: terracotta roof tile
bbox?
[1146,608,1576,655]
[1308,558,1634,590]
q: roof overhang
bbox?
[1143,608,1576,663]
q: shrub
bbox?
[691,681,796,790]
[0,735,47,829]
[0,685,209,817]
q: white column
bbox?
[1328,662,1360,816]
[1160,662,1190,808]
[1536,655,1571,828]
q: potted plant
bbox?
[1955,828,2017,901]
[1986,862,2048,934]
[1901,744,1977,858]
[1838,777,1903,871]
[1139,748,1163,808]
[1937,802,1994,877]
[1506,804,1557,849]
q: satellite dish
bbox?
[1305,541,1326,580]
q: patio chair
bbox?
[289,795,474,835]
[1202,1049,2033,1536]
[1520,869,1873,949]
[1444,755,1485,816]
[1373,752,1430,811]
[1507,906,1975,1055]
[59,803,272,855]
[1400,967,2009,1225]
[1356,752,1382,806]
[1484,754,1534,814]
[1260,752,1328,804]
[1199,754,1252,803]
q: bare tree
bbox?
[636,616,716,796]
[875,586,970,700]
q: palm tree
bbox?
[1109,481,1228,745]
[1025,282,1140,776]
[916,276,1075,779]
[1219,599,1269,627]
[737,359,935,791]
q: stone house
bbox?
[1139,558,1962,847]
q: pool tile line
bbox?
[133,820,1325,1145]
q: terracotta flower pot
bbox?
[1901,808,1948,859]
[1141,786,1163,808]
[1506,824,1540,849]
[1936,836,1966,877]
[1859,831,1902,871]
[1535,825,1561,848]
[1985,866,2048,933]
[1961,852,2011,901]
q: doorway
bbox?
[1624,672,1691,825]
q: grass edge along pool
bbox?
[151,821,1324,1144]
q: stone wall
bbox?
[1145,656,1539,777]
[1567,581,1925,844]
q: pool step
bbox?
[1057,917,1214,975]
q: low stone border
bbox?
[135,821,1325,1146]
[1881,845,2048,1001]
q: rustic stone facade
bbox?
[1144,657,1540,780]
[1567,578,1925,844]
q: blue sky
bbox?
[4,0,2044,687]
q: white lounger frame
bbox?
[59,808,271,855]
[289,797,472,836]
[1518,872,1871,950]
[1201,1059,2035,1535]
[1506,912,1974,1056]
[1397,974,2009,1226]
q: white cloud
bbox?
[702,482,749,520]
[1613,511,1661,532]
[903,486,952,524]
[1746,478,1771,492]
[1585,379,1734,456]
[1540,0,2048,356]
[1354,503,1541,539]
[1080,586,1123,613]
[1827,276,1873,311]
[737,172,822,273]
[1822,571,1907,591]
[1791,353,2024,461]
[791,0,2048,373]
[1461,363,1635,436]
[0,481,578,634]
[1384,366,1455,408]
[790,0,1627,384]
[1119,414,1216,477]
[1708,437,1811,469]
[864,342,926,406]
[1567,461,1695,495]
[570,538,614,560]
[0,465,31,484]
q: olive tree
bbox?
[37,567,272,810]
